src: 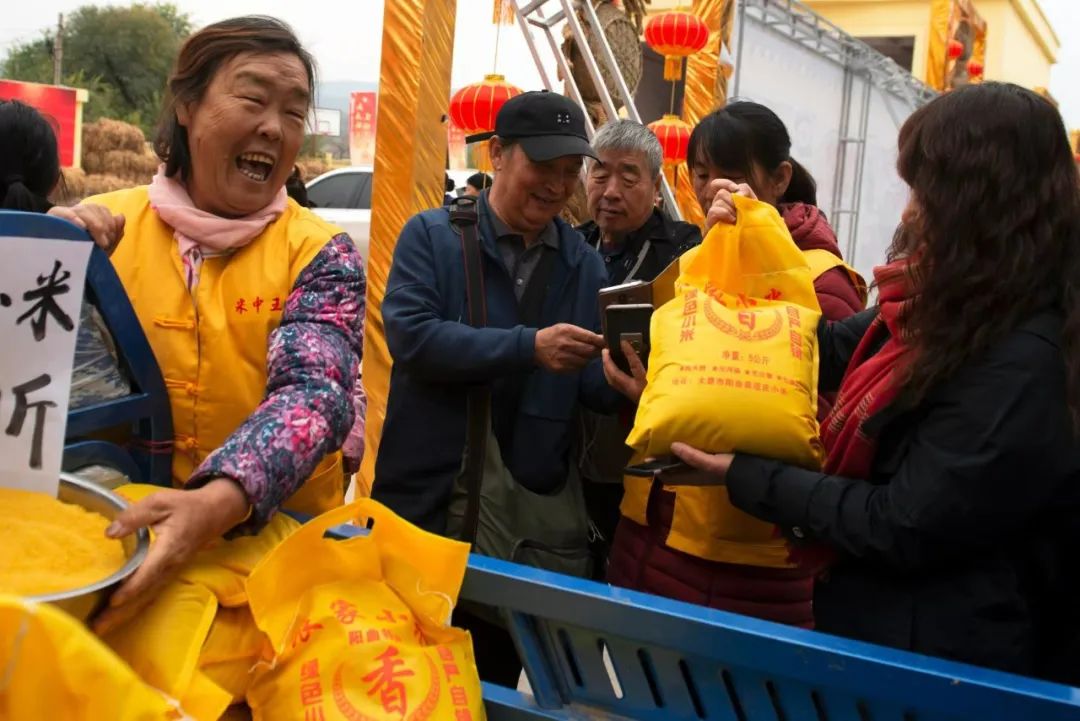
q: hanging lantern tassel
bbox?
[471,140,494,173]
[662,57,684,83]
[645,10,710,82]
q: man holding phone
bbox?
[574,120,702,575]
[373,91,621,686]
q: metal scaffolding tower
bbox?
[510,0,682,219]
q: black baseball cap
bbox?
[467,90,597,162]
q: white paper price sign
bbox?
[0,236,92,496]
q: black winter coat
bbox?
[576,208,701,287]
[727,309,1080,681]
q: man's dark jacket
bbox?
[373,199,619,534]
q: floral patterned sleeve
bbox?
[187,234,365,529]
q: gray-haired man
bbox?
[575,119,701,575]
[577,118,701,287]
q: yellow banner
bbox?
[676,0,735,227]
[927,0,987,91]
[359,0,457,496]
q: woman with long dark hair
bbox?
[669,83,1080,680]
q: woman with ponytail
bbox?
[689,101,866,321]
[0,100,124,246]
[0,99,131,410]
[603,102,869,622]
[666,83,1080,681]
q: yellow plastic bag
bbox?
[0,595,181,720]
[103,582,219,701]
[627,195,825,470]
[106,486,297,718]
[246,500,485,721]
[177,513,300,608]
[622,197,824,567]
[200,607,268,704]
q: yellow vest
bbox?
[620,234,854,568]
[803,248,869,306]
[85,186,345,515]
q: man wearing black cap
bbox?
[373,92,621,683]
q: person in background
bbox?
[443,173,457,205]
[691,101,865,322]
[80,16,365,630]
[600,103,867,624]
[284,165,311,207]
[373,91,619,686]
[0,99,131,410]
[574,118,701,576]
[667,83,1080,681]
[464,172,493,196]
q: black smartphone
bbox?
[624,456,724,486]
[624,456,684,477]
[605,303,652,375]
[598,280,651,335]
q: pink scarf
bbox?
[147,166,286,291]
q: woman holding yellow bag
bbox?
[660,84,1080,681]
[604,192,828,627]
[602,102,866,627]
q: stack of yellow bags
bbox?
[0,489,486,721]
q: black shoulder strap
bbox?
[450,197,487,328]
[448,197,489,545]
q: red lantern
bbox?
[449,74,523,171]
[947,39,964,60]
[967,59,984,78]
[644,11,710,82]
[449,74,522,136]
[648,114,692,184]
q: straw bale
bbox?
[101,150,157,182]
[83,119,146,155]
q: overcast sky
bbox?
[3,0,1078,126]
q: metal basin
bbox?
[25,473,149,622]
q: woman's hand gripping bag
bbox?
[104,485,301,719]
[623,196,825,565]
[245,499,485,721]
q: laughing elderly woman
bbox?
[82,16,365,622]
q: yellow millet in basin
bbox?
[0,487,126,596]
